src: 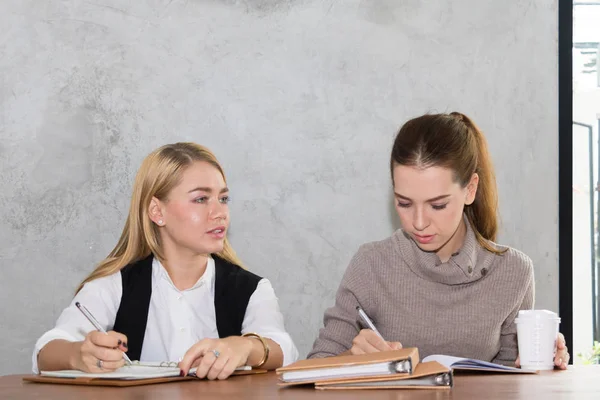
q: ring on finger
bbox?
[212,349,220,358]
[97,359,103,369]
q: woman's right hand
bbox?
[72,331,129,372]
[349,329,403,355]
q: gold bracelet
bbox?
[242,332,270,368]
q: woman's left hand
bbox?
[554,332,570,370]
[179,337,253,380]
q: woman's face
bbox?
[151,161,230,256]
[392,164,478,259]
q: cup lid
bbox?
[515,309,561,321]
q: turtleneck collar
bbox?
[393,216,497,285]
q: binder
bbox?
[314,361,453,390]
[276,348,419,385]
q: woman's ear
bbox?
[465,173,479,205]
[148,197,165,226]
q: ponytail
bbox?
[449,112,505,254]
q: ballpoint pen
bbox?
[75,302,132,366]
[356,305,385,340]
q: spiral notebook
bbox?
[23,361,266,387]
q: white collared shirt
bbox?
[32,257,299,373]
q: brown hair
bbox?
[390,112,504,254]
[76,142,243,293]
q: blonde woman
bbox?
[33,143,298,379]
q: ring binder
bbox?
[313,361,455,390]
[433,372,453,386]
[277,348,419,385]
[391,359,412,374]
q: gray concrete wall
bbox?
[0,0,558,374]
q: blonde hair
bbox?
[76,143,243,293]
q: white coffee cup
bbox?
[515,310,561,370]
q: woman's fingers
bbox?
[206,351,230,380]
[89,344,127,362]
[95,359,126,372]
[351,337,382,354]
[362,330,393,352]
[180,339,213,375]
[554,333,569,369]
[193,350,219,379]
[217,358,240,380]
[555,348,570,369]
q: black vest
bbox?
[112,254,262,361]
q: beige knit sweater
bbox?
[308,219,534,365]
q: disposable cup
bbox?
[515,310,560,370]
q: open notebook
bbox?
[422,355,538,374]
[276,348,419,385]
[23,362,265,387]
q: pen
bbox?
[75,301,132,366]
[356,305,385,340]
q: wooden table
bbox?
[2,367,600,399]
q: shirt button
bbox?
[177,295,183,301]
[481,268,488,277]
[467,266,473,274]
[180,327,186,332]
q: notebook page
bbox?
[422,355,520,371]
[41,365,181,380]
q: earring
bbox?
[157,220,163,226]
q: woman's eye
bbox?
[194,196,208,204]
[432,204,447,210]
[397,202,411,208]
[219,196,230,204]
